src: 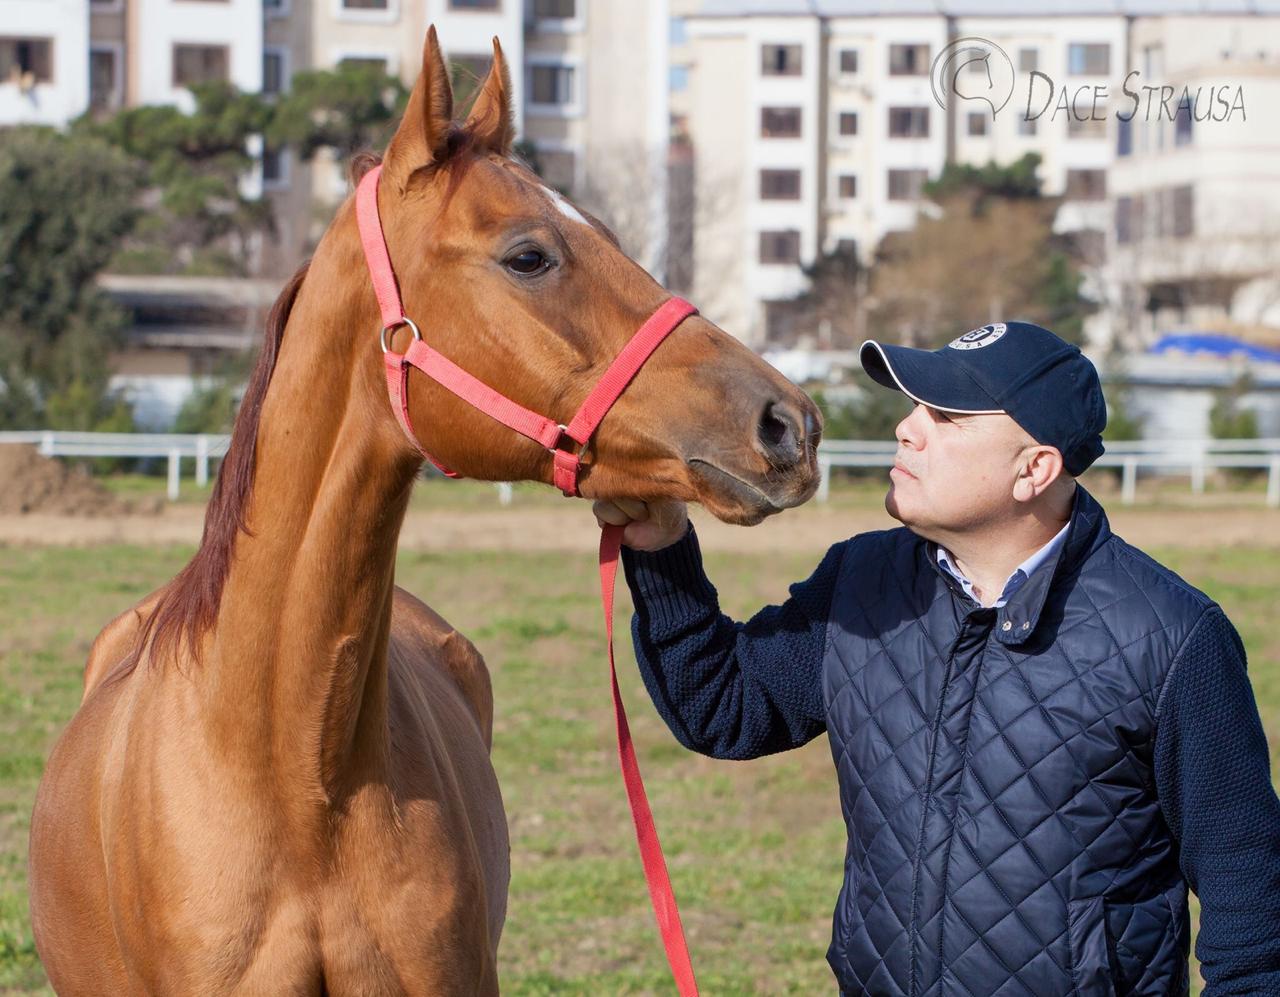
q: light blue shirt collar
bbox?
[937,521,1071,608]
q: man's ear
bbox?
[1013,446,1065,503]
[382,26,454,192]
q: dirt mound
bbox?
[0,445,156,516]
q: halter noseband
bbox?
[355,163,697,496]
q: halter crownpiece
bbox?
[355,163,697,497]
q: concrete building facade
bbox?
[685,0,1277,346]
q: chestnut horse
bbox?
[29,28,821,995]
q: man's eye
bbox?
[506,249,551,276]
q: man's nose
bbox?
[895,404,926,446]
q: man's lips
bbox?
[891,459,918,481]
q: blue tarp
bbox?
[1149,333,1280,366]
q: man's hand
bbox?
[592,498,689,552]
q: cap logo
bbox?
[948,322,1007,351]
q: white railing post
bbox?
[168,449,181,501]
[40,430,54,456]
[1122,457,1138,505]
[196,435,209,488]
[817,455,831,504]
[1191,451,1206,495]
[1268,457,1280,510]
[496,482,513,506]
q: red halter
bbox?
[356,164,696,497]
[356,164,701,996]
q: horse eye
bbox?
[506,249,550,276]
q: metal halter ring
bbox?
[380,316,422,354]
[548,423,591,459]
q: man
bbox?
[595,321,1280,996]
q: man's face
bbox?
[886,403,1039,538]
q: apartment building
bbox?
[684,0,1272,347]
[1104,14,1280,349]
[1,0,90,125]
[520,1,675,278]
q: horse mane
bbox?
[116,259,309,674]
[123,137,484,675]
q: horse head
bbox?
[340,27,822,525]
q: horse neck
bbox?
[203,221,418,799]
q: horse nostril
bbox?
[757,400,804,466]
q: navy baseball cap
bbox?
[859,321,1106,476]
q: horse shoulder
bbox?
[390,586,494,749]
[81,588,165,700]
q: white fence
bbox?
[0,431,229,501]
[2,432,1279,508]
[817,438,1280,507]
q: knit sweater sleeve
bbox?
[619,522,843,761]
[1154,606,1280,995]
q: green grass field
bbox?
[0,536,1276,994]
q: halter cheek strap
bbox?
[355,164,696,497]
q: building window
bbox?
[1067,43,1110,75]
[1018,47,1038,73]
[888,106,929,138]
[839,49,858,74]
[761,44,801,76]
[1115,196,1135,244]
[262,145,288,188]
[536,0,574,16]
[539,147,576,193]
[760,169,801,200]
[1171,185,1194,238]
[668,15,686,44]
[889,43,929,76]
[530,63,575,106]
[887,168,928,201]
[263,49,286,96]
[1116,115,1132,156]
[1174,96,1193,146]
[835,238,858,260]
[449,0,499,8]
[263,0,287,13]
[838,111,858,136]
[670,65,689,92]
[838,174,857,199]
[89,48,119,109]
[342,0,389,8]
[967,112,987,136]
[759,230,800,264]
[0,37,54,84]
[1067,115,1106,139]
[1018,116,1037,137]
[173,45,229,87]
[1064,169,1106,201]
[761,106,801,138]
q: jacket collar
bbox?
[925,485,1111,646]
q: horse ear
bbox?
[463,38,514,156]
[383,25,454,186]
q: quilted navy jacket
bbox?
[621,487,1280,996]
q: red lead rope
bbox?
[357,166,699,995]
[599,523,700,996]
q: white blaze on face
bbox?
[542,185,591,228]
